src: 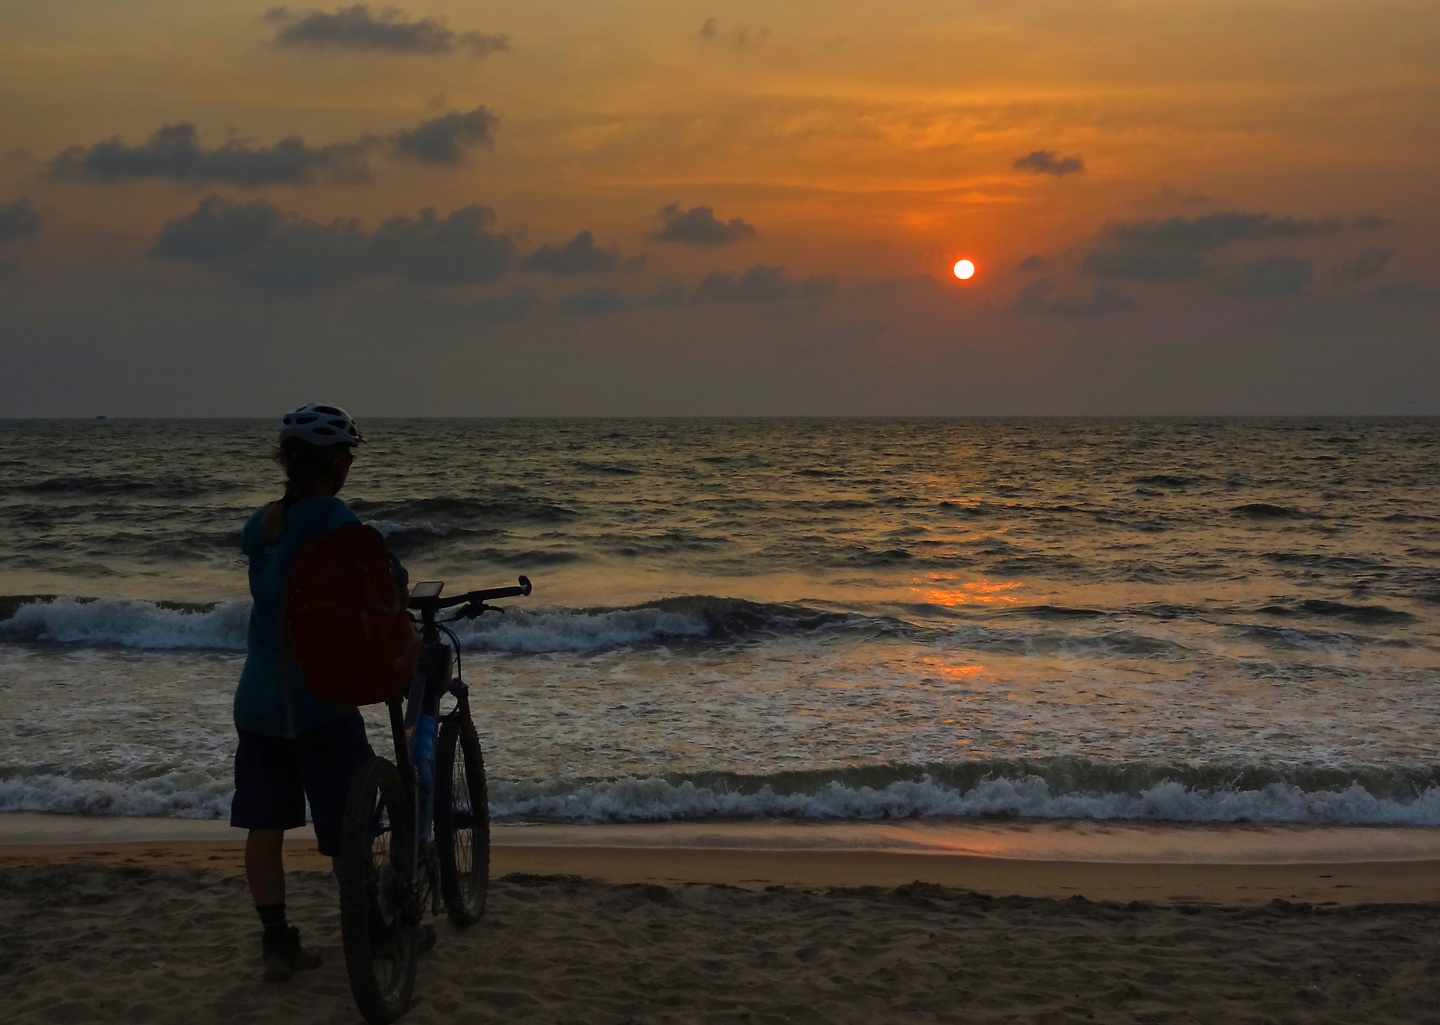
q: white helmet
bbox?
[278,403,365,447]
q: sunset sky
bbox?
[1,0,1437,415]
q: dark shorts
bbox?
[231,712,373,857]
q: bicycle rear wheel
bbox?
[435,715,490,926]
[339,755,419,1025]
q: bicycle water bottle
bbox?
[411,713,438,837]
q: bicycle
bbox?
[338,575,532,1025]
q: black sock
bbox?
[256,902,289,942]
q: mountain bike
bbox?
[338,575,532,1025]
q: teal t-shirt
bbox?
[234,495,360,737]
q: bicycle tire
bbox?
[434,715,490,925]
[339,755,419,1025]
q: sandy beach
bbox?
[4,817,1440,1024]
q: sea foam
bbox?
[6,769,1439,828]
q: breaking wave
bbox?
[6,758,1440,827]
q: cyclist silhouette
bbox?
[230,403,375,983]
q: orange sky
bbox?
[1,1,1437,414]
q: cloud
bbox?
[50,108,497,184]
[559,287,632,315]
[654,203,758,245]
[698,17,769,47]
[1215,255,1313,296]
[1335,247,1390,283]
[390,107,498,165]
[520,231,639,274]
[691,265,832,303]
[0,198,41,244]
[152,196,516,287]
[1018,254,1044,271]
[1376,282,1440,305]
[368,205,516,285]
[267,4,509,57]
[1013,150,1084,176]
[1080,212,1345,281]
[464,287,537,323]
[50,123,374,186]
[549,266,834,315]
[1012,279,1136,316]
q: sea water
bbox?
[1,417,1437,827]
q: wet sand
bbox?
[4,816,1440,1023]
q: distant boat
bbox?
[94,415,108,421]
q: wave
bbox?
[0,593,1211,657]
[1256,599,1415,623]
[348,496,576,524]
[9,758,1440,827]
[491,779,1440,827]
[1232,503,1310,519]
[367,519,454,540]
[0,594,880,653]
[0,770,232,819]
[1129,474,1198,488]
[14,475,245,498]
[491,758,1440,825]
[0,597,249,650]
[448,596,884,653]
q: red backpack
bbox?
[284,521,421,706]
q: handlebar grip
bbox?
[415,576,533,611]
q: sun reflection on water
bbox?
[915,574,1024,607]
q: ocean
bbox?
[1,417,1438,828]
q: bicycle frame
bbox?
[382,605,465,920]
[383,576,531,918]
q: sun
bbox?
[953,259,976,280]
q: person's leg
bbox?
[297,711,373,863]
[231,730,317,981]
[245,828,286,905]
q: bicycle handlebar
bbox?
[409,575,532,612]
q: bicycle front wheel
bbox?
[339,755,418,1025]
[435,715,490,925]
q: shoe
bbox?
[416,923,436,955]
[262,925,323,983]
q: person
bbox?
[230,402,372,983]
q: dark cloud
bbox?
[0,198,41,244]
[520,230,640,274]
[559,287,632,315]
[1376,282,1440,305]
[1215,255,1313,296]
[50,123,374,186]
[390,106,498,165]
[267,4,509,57]
[152,196,369,286]
[1013,150,1084,176]
[152,196,516,287]
[1012,279,1136,316]
[698,17,769,46]
[691,265,832,303]
[547,266,833,315]
[369,205,516,285]
[1018,254,1044,271]
[654,203,758,245]
[49,108,497,185]
[1080,212,1345,281]
[464,287,537,323]
[1336,247,1390,283]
